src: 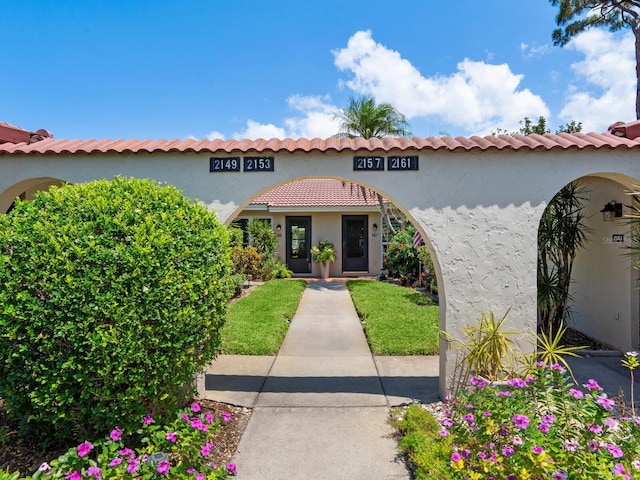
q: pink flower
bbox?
[201,441,212,457]
[126,458,139,474]
[542,415,555,424]
[38,463,51,471]
[586,379,603,391]
[569,388,584,399]
[502,446,515,457]
[552,470,568,480]
[532,445,543,454]
[143,414,153,425]
[508,378,526,388]
[205,412,214,424]
[65,471,81,480]
[613,463,629,477]
[191,402,201,413]
[512,436,523,445]
[196,474,205,480]
[441,418,454,427]
[597,395,616,410]
[588,439,601,452]
[603,417,618,429]
[110,426,123,442]
[607,444,624,458]
[87,466,102,479]
[439,428,449,437]
[451,452,461,462]
[165,432,177,443]
[109,457,122,467]
[119,448,134,457]
[226,463,237,475]
[539,422,550,434]
[157,460,170,475]
[550,363,565,372]
[181,413,190,421]
[223,411,231,423]
[77,441,94,457]
[589,424,603,434]
[512,414,530,430]
[564,439,579,452]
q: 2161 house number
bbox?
[388,156,419,171]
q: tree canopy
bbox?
[549,0,640,118]
[332,95,412,139]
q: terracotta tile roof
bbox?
[3,120,640,154]
[1,131,640,155]
[0,121,53,145]
[251,179,380,208]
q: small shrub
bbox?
[230,245,262,277]
[230,273,246,297]
[0,177,232,443]
[384,229,420,277]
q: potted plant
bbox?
[311,240,336,279]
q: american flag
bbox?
[413,230,424,249]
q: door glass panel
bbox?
[291,226,308,259]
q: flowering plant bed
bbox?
[441,358,640,479]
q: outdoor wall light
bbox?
[372,223,378,232]
[276,224,282,232]
[601,200,623,221]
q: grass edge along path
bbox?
[346,279,439,355]
[221,279,307,355]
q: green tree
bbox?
[333,95,412,139]
[549,0,640,118]
[493,116,584,136]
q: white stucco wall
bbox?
[3,147,640,396]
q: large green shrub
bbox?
[0,177,232,443]
[384,228,420,277]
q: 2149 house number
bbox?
[210,156,274,172]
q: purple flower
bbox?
[77,441,94,457]
[65,471,81,480]
[119,448,134,457]
[441,418,454,426]
[588,439,601,452]
[535,360,545,367]
[201,441,213,457]
[109,426,123,442]
[223,411,231,423]
[552,470,568,480]
[451,452,461,462]
[550,363,565,371]
[196,474,205,480]
[126,458,139,474]
[613,463,628,476]
[226,463,237,475]
[586,379,603,391]
[157,460,171,475]
[603,417,618,429]
[542,415,555,424]
[539,422,550,434]
[564,439,579,452]
[607,444,624,458]
[482,411,492,417]
[511,414,530,430]
[143,414,153,425]
[191,402,201,413]
[463,413,475,423]
[166,432,177,443]
[502,446,514,457]
[439,428,449,437]
[191,417,203,429]
[532,445,543,454]
[109,457,122,467]
[87,466,102,479]
[181,413,190,421]
[508,378,526,388]
[461,449,470,458]
[205,412,214,424]
[597,395,616,410]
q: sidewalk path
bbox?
[200,280,439,480]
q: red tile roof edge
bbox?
[1,131,639,155]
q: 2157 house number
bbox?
[353,155,419,171]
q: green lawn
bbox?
[220,279,307,354]
[346,279,439,355]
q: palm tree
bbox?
[332,95,412,139]
[333,95,412,237]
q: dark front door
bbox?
[286,216,311,274]
[342,215,368,272]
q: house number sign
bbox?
[353,155,419,171]
[210,156,275,173]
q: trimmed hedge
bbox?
[0,177,232,442]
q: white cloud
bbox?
[559,29,635,131]
[284,94,341,138]
[205,130,225,140]
[232,120,286,140]
[520,42,551,59]
[332,30,549,135]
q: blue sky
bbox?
[1,1,636,140]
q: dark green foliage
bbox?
[538,182,591,332]
[384,229,420,277]
[0,177,232,443]
[393,405,455,480]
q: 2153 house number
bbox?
[244,157,274,172]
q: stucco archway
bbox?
[0,177,66,213]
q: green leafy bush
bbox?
[229,245,262,277]
[0,177,232,443]
[384,228,420,277]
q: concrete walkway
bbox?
[199,280,439,480]
[198,280,640,479]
